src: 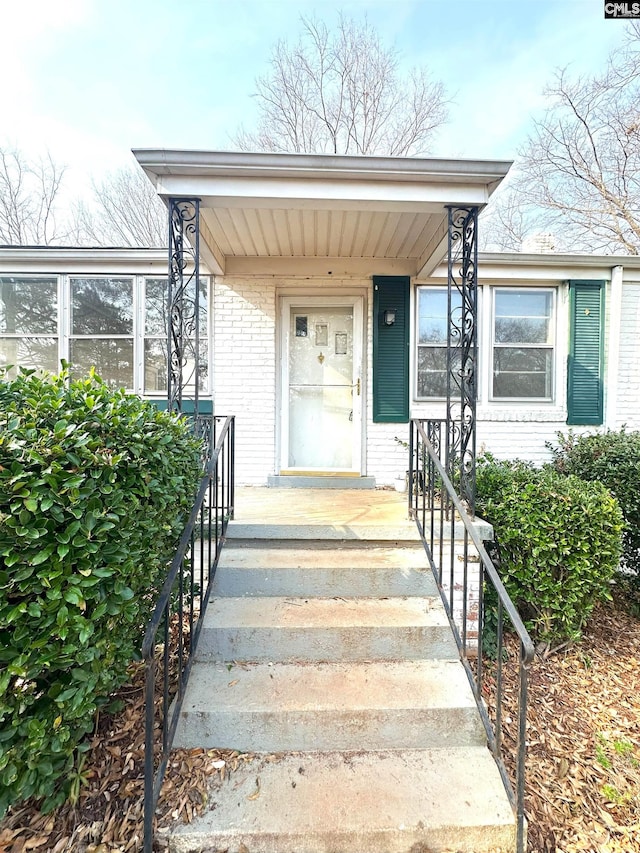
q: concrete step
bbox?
[166,747,516,853]
[212,542,438,598]
[226,521,421,542]
[172,659,486,751]
[195,596,458,663]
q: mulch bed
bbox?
[1,595,639,853]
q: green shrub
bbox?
[476,455,624,645]
[0,368,202,815]
[549,429,640,582]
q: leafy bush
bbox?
[0,369,202,815]
[476,455,624,645]
[549,429,640,582]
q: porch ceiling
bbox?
[133,150,512,278]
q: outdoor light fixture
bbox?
[383,308,396,326]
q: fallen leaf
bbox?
[247,778,261,801]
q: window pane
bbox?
[0,277,57,334]
[144,339,208,394]
[71,278,133,335]
[70,339,133,388]
[145,279,168,337]
[493,347,552,398]
[144,339,167,392]
[495,291,552,344]
[145,277,208,337]
[0,337,58,376]
[198,279,208,338]
[495,317,549,344]
[417,347,461,398]
[417,288,462,344]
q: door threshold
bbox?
[268,475,376,489]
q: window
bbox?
[0,273,209,396]
[492,289,554,400]
[143,278,209,394]
[416,287,461,398]
[70,277,134,389]
[0,277,59,377]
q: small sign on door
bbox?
[315,324,328,346]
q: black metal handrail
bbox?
[409,418,534,853]
[142,415,235,853]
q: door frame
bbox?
[279,294,365,474]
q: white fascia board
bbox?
[0,247,211,276]
[480,251,640,268]
[133,148,512,187]
[424,252,640,283]
[224,255,415,278]
[151,174,493,211]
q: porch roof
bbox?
[132,150,511,279]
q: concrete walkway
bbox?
[167,486,517,853]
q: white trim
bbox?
[133,148,513,184]
[224,256,414,278]
[606,265,624,427]
[489,286,557,404]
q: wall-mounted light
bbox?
[383,308,396,326]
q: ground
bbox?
[1,593,638,853]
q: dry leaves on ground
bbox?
[488,591,640,853]
[1,594,639,852]
[0,661,253,853]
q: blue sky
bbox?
[0,0,630,200]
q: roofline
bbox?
[479,251,640,268]
[0,246,167,260]
[1,245,639,270]
[132,148,513,187]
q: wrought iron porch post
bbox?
[167,198,201,418]
[445,205,479,514]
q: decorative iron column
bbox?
[167,198,201,418]
[445,205,479,513]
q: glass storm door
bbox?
[282,297,363,473]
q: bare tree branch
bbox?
[231,13,448,156]
[0,147,70,245]
[76,165,166,248]
[496,24,640,254]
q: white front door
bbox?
[281,296,363,473]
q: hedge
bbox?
[476,455,624,645]
[0,368,202,815]
[549,429,640,583]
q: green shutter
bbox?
[372,276,410,423]
[567,280,605,426]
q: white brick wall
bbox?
[213,277,277,485]
[477,417,580,465]
[614,283,640,429]
[367,422,411,486]
[213,275,376,486]
[212,273,640,486]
